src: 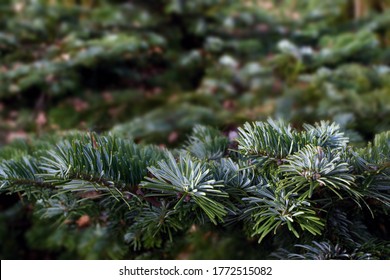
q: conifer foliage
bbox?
[1,120,389,259]
[0,0,389,260]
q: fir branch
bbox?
[279,145,358,199]
[0,121,388,257]
[141,152,228,224]
[0,157,53,199]
[244,187,324,243]
[272,241,372,260]
[304,121,349,149]
[236,118,312,161]
[124,202,185,250]
[184,125,229,160]
[40,133,166,188]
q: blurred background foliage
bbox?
[0,0,389,259]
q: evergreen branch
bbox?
[141,153,228,224]
[40,133,166,187]
[211,158,261,209]
[236,118,306,160]
[184,125,229,160]
[279,145,358,199]
[212,158,254,190]
[303,121,349,149]
[0,157,53,199]
[359,131,390,165]
[0,121,388,257]
[124,202,185,250]
[237,119,350,163]
[272,241,372,260]
[244,187,324,243]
